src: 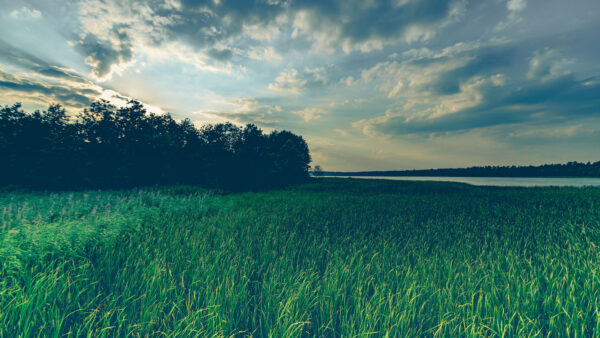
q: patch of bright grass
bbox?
[1,179,600,336]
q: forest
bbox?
[324,161,600,178]
[0,101,311,190]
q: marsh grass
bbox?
[1,179,600,336]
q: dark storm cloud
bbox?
[357,42,600,136]
[74,29,133,78]
[0,40,101,107]
[295,0,462,46]
[207,48,234,61]
[425,45,518,95]
[0,40,89,83]
[116,0,463,54]
[379,75,600,135]
[0,69,98,107]
[20,0,464,81]
[166,0,286,48]
[35,66,87,83]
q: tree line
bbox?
[323,161,600,178]
[0,101,311,190]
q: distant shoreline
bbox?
[313,176,600,187]
[320,173,600,178]
[316,161,600,178]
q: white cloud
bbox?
[192,96,281,126]
[268,69,307,94]
[507,0,526,13]
[304,67,327,84]
[141,42,236,75]
[527,48,573,82]
[247,47,282,62]
[72,0,278,79]
[352,70,511,138]
[190,111,231,126]
[401,48,434,60]
[0,64,102,112]
[163,0,182,10]
[243,19,284,41]
[346,40,525,137]
[341,76,357,86]
[292,107,328,122]
[10,7,42,19]
[85,54,137,82]
[496,0,527,30]
[333,128,349,137]
[267,67,329,94]
[76,0,237,80]
[97,89,166,115]
[507,124,584,139]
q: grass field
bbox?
[1,178,600,337]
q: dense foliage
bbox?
[0,101,311,190]
[326,162,600,177]
[2,179,600,336]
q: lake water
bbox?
[323,176,600,187]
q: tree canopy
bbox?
[0,101,312,190]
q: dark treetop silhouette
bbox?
[322,162,600,178]
[0,101,311,190]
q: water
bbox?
[323,176,600,187]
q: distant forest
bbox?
[324,162,600,178]
[0,101,311,190]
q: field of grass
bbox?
[1,178,600,337]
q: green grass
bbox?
[1,178,600,337]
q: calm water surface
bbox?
[325,176,600,187]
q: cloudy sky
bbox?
[1,0,599,170]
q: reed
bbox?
[1,179,599,336]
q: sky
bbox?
[1,0,599,171]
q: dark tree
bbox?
[0,100,313,190]
[312,165,323,176]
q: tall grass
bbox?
[1,179,600,336]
